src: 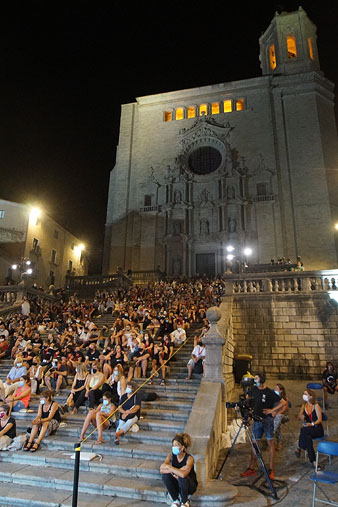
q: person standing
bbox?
[240,373,284,480]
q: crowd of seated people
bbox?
[0,278,220,449]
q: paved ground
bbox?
[220,379,338,506]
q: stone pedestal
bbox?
[204,306,225,382]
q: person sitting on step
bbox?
[0,403,16,450]
[79,391,116,444]
[160,432,198,507]
[186,342,205,380]
[6,374,31,414]
[24,389,61,452]
[114,381,141,445]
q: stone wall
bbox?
[231,293,338,379]
[217,298,235,399]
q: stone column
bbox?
[203,307,225,383]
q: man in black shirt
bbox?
[241,373,284,481]
[114,382,141,445]
[322,362,338,407]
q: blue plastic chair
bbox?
[309,441,338,507]
[307,383,326,410]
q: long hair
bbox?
[276,383,286,400]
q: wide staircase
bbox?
[0,317,203,506]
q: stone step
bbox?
[0,450,163,480]
[0,462,168,504]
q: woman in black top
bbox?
[24,389,61,452]
[160,432,198,507]
[0,403,16,446]
[295,389,324,468]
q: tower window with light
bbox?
[269,44,277,70]
[308,37,314,60]
[164,110,172,122]
[175,107,184,120]
[187,106,196,119]
[287,35,297,58]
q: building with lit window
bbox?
[0,199,88,287]
[103,8,338,277]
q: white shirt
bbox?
[171,328,186,344]
[192,345,206,358]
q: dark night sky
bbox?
[1,1,337,273]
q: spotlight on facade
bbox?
[26,268,33,275]
[335,223,338,231]
[30,207,41,220]
[243,248,253,256]
[227,254,235,261]
[25,260,31,266]
[226,245,235,253]
[11,264,17,270]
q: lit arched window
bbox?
[236,99,245,111]
[308,37,314,60]
[176,107,184,120]
[269,44,277,70]
[199,104,208,116]
[164,111,172,122]
[223,100,232,113]
[287,35,297,58]
[187,106,196,119]
[211,103,220,115]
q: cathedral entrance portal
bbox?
[196,253,215,277]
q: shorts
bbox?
[13,401,26,412]
[51,377,67,390]
[253,417,274,440]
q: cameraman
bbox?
[240,373,284,480]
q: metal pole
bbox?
[72,441,81,507]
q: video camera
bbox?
[226,375,256,421]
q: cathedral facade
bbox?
[103,8,338,277]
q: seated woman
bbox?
[63,363,89,415]
[160,432,198,507]
[151,341,170,386]
[272,383,289,450]
[295,388,324,469]
[130,336,152,379]
[74,362,106,410]
[24,389,61,452]
[115,381,141,445]
[102,363,126,405]
[0,403,16,450]
[79,391,115,444]
[29,356,43,395]
[6,374,31,413]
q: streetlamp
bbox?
[11,258,34,282]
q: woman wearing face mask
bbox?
[115,382,141,445]
[79,392,115,444]
[29,356,43,395]
[271,383,289,451]
[81,362,106,410]
[24,389,61,452]
[0,403,16,450]
[6,375,31,413]
[102,364,126,405]
[62,363,89,415]
[295,389,324,469]
[160,432,198,507]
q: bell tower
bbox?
[259,6,320,76]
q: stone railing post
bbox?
[203,307,225,383]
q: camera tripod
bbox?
[217,414,279,500]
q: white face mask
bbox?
[303,394,310,402]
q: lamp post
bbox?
[11,258,34,283]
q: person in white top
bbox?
[170,327,186,346]
[186,342,206,380]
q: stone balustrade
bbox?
[223,269,338,296]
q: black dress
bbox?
[298,404,324,462]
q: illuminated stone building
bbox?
[0,199,88,287]
[103,8,338,276]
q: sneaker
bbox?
[160,380,166,386]
[295,448,301,459]
[240,468,256,477]
[170,502,180,507]
[268,469,275,480]
[180,502,190,507]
